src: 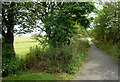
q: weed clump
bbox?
[26,40,89,74]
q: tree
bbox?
[2,2,37,58]
[35,2,95,47]
[92,2,120,44]
[2,2,95,58]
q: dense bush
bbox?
[26,39,90,74]
[2,57,27,77]
[2,44,27,77]
[2,58,22,77]
[2,40,27,77]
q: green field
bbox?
[14,37,39,58]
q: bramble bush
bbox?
[26,39,90,74]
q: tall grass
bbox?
[92,39,120,61]
[26,39,90,74]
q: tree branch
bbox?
[36,25,45,32]
[2,27,6,38]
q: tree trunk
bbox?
[2,25,15,59]
[2,2,16,58]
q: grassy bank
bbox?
[2,71,73,80]
[92,39,120,61]
[2,37,90,80]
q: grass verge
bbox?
[2,71,73,80]
[92,39,120,61]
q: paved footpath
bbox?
[73,39,118,80]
